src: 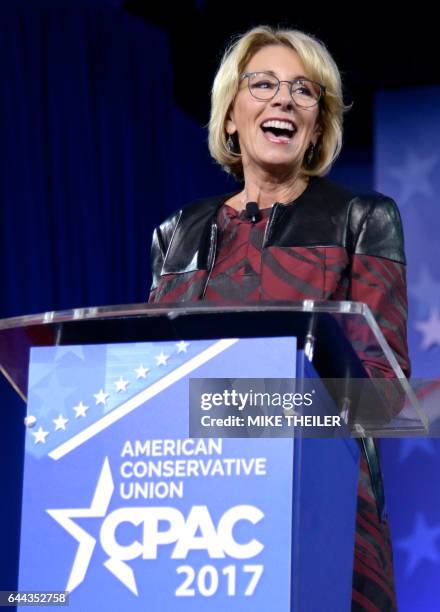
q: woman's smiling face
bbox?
[226,44,322,177]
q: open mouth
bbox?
[261,119,297,143]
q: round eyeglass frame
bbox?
[240,71,326,108]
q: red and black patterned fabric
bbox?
[203,203,409,381]
[353,455,397,611]
[204,204,402,611]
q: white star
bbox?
[396,513,440,576]
[73,401,89,418]
[114,377,130,392]
[47,458,118,594]
[415,308,440,350]
[388,148,437,206]
[176,340,190,353]
[135,364,149,379]
[32,426,49,444]
[53,414,69,431]
[94,389,109,406]
[155,351,169,366]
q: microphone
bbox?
[244,201,261,223]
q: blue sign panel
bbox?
[19,337,297,611]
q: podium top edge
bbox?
[0,300,369,331]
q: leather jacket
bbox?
[148,176,410,521]
[150,176,406,297]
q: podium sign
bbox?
[18,336,358,611]
[0,302,427,609]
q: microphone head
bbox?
[245,201,260,222]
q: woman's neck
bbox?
[228,167,310,211]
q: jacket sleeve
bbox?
[147,211,182,303]
[148,227,166,303]
[348,196,411,379]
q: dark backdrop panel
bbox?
[1,5,173,318]
[0,4,226,591]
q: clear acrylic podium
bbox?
[0,300,426,434]
[0,301,427,612]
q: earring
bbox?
[306,143,315,166]
[227,133,241,155]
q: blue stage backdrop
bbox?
[0,3,234,591]
[376,88,440,611]
[1,4,175,317]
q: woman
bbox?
[149,25,409,611]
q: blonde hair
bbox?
[208,25,349,179]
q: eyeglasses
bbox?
[240,71,326,108]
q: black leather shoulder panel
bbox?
[265,177,357,248]
[265,177,406,263]
[160,193,236,274]
[353,195,405,263]
[151,178,406,282]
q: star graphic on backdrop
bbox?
[176,341,190,353]
[409,266,440,310]
[73,401,89,418]
[396,513,440,576]
[388,149,437,206]
[155,351,169,366]
[135,364,149,379]
[53,414,69,431]
[114,377,129,392]
[32,426,49,444]
[54,346,85,361]
[414,308,440,350]
[93,390,109,406]
[31,373,76,412]
[398,438,437,462]
[47,458,115,594]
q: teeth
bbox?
[261,120,295,132]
